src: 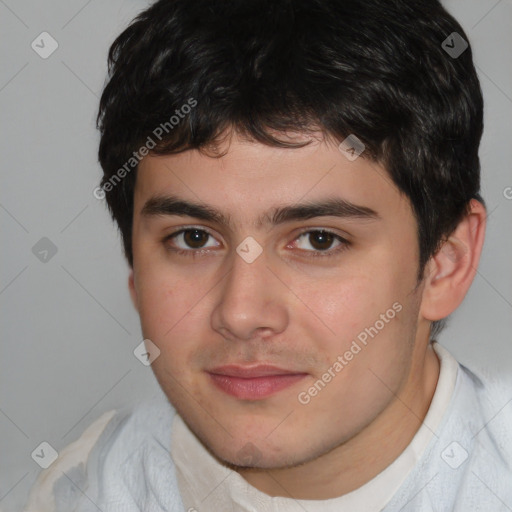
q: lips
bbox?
[207,364,308,400]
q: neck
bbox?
[238,342,441,499]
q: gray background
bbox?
[1,0,511,510]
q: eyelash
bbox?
[163,227,351,259]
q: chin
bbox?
[204,435,310,470]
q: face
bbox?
[130,132,427,470]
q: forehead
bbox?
[134,135,411,228]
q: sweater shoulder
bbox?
[22,409,118,512]
[22,392,177,512]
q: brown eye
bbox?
[292,229,350,258]
[308,231,336,251]
[166,228,219,253]
[295,230,339,252]
[182,229,210,249]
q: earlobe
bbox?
[420,199,486,322]
[128,270,139,312]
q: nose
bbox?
[210,246,289,342]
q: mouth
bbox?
[206,364,308,400]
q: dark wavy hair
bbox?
[96,0,484,338]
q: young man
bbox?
[24,0,512,510]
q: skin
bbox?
[128,130,486,499]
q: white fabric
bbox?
[23,409,117,512]
[22,342,512,512]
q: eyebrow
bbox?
[140,194,380,229]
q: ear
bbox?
[128,269,139,312]
[420,199,486,322]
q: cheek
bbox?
[302,258,418,376]
[300,269,396,344]
[135,264,195,343]
[299,297,418,439]
[136,274,202,393]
